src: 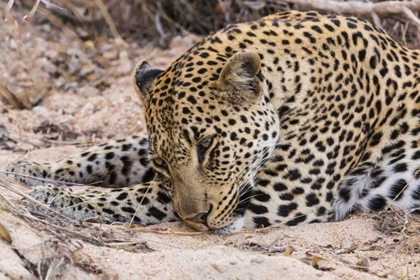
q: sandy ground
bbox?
[1,5,420,280]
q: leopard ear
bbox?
[215,49,263,104]
[133,60,163,105]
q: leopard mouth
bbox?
[180,187,253,233]
[184,215,245,234]
[182,205,246,234]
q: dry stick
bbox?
[128,227,209,235]
[155,2,168,44]
[6,126,97,147]
[93,0,125,52]
[5,133,42,148]
[1,177,133,246]
[1,0,53,107]
[0,175,80,223]
[403,206,420,236]
[39,139,86,146]
[0,171,97,187]
[52,0,93,28]
[278,0,420,27]
[128,177,155,227]
[403,5,420,26]
[1,176,126,246]
[0,183,88,240]
[0,177,192,252]
[160,12,197,38]
[381,167,420,214]
[2,0,14,20]
[0,82,29,110]
[23,211,104,245]
[11,31,44,102]
[22,0,81,43]
[23,0,42,21]
[277,0,420,16]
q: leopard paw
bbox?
[4,160,50,186]
[29,185,89,223]
[29,184,61,204]
[29,184,82,210]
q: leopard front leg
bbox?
[4,160,51,186]
[29,181,179,225]
[4,134,155,187]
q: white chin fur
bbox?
[212,216,245,235]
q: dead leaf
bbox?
[355,258,369,272]
[284,245,294,256]
[2,0,14,21]
[395,237,420,254]
[312,256,336,271]
[241,242,286,253]
[361,245,382,251]
[0,125,9,140]
[33,121,80,141]
[0,83,31,110]
[0,124,15,150]
[23,0,41,21]
[243,1,266,10]
[311,256,322,268]
[266,245,286,253]
[334,238,356,254]
[302,252,336,271]
[0,222,12,244]
[215,2,230,14]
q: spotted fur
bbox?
[5,11,420,234]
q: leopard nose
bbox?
[184,210,210,224]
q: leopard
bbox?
[4,10,420,234]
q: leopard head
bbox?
[134,49,280,233]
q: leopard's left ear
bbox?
[133,60,163,105]
[215,49,263,104]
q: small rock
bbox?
[103,50,119,60]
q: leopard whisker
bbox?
[238,194,261,205]
[236,145,274,196]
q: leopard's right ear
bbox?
[133,60,163,105]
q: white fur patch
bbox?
[212,216,245,235]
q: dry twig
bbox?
[279,0,420,28]
[93,0,125,52]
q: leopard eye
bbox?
[200,137,213,149]
[197,137,214,163]
[152,158,168,171]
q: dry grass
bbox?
[0,175,157,277]
[2,0,420,48]
[1,0,420,111]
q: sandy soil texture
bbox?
[0,5,419,280]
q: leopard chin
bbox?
[183,214,245,234]
[212,216,245,235]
